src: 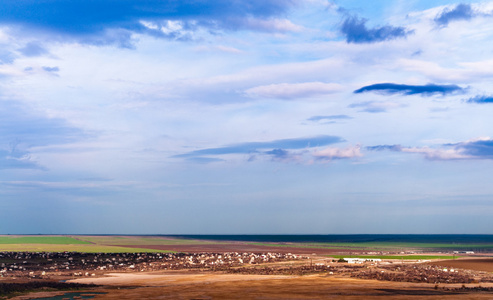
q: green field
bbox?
[0,244,171,253]
[0,235,214,253]
[1,235,491,254]
[77,235,218,246]
[0,236,90,245]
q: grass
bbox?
[328,254,459,260]
[0,235,216,253]
[0,244,172,253]
[2,235,491,254]
[0,236,90,245]
[77,235,219,246]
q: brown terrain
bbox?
[119,243,360,255]
[69,273,493,300]
[2,241,493,299]
[428,258,493,273]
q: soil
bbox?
[70,274,493,300]
[4,250,493,299]
[427,258,493,272]
[119,243,361,254]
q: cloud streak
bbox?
[0,101,87,147]
[244,82,342,99]
[348,101,405,113]
[312,145,362,160]
[434,4,476,27]
[0,144,44,170]
[354,83,464,96]
[367,138,493,160]
[0,0,299,47]
[465,95,493,104]
[175,135,344,159]
[340,15,413,44]
[307,115,352,122]
[0,100,89,169]
[18,42,49,57]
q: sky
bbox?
[1,0,493,234]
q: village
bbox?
[0,251,307,278]
[1,251,493,286]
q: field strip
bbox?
[0,236,90,245]
[0,244,173,253]
[75,235,222,246]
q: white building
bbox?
[344,258,382,264]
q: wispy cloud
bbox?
[307,115,352,122]
[312,145,362,160]
[42,66,59,73]
[434,3,476,27]
[0,0,299,47]
[175,135,344,159]
[264,148,297,162]
[0,143,44,170]
[18,42,49,57]
[465,95,493,104]
[452,138,493,159]
[367,144,469,160]
[354,83,464,96]
[340,15,413,44]
[184,157,225,164]
[348,101,405,113]
[367,137,493,160]
[0,101,87,147]
[0,100,89,169]
[244,82,342,100]
[0,49,15,64]
[235,18,303,33]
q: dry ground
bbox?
[67,272,493,300]
[118,243,361,255]
[427,258,493,273]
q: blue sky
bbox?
[1,1,493,234]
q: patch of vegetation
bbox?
[0,244,173,253]
[0,236,90,245]
[77,236,220,246]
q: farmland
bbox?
[0,237,89,245]
[0,236,178,253]
[1,235,491,254]
[1,235,493,299]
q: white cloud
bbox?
[349,101,406,113]
[242,18,304,33]
[400,146,470,160]
[244,82,343,99]
[396,58,493,83]
[160,20,185,35]
[312,145,362,160]
[194,45,244,54]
